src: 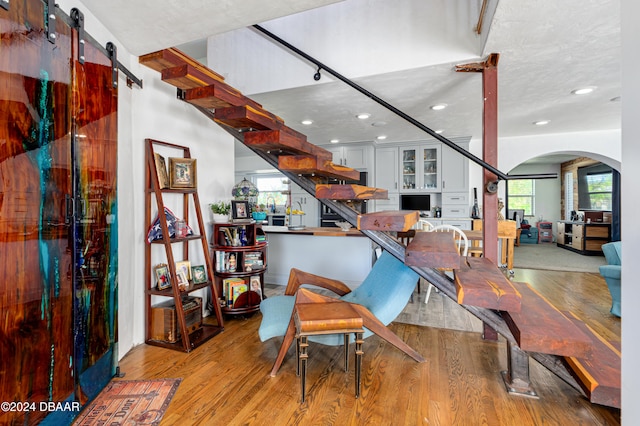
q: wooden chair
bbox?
[423,225,469,305]
[258,251,425,377]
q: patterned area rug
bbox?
[73,379,181,425]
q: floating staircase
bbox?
[139,48,620,408]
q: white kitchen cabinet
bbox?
[375,146,399,191]
[290,182,319,227]
[328,144,373,170]
[441,141,469,193]
[399,144,441,192]
[372,193,399,212]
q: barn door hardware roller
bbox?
[106,42,118,89]
[71,8,85,64]
[46,0,56,43]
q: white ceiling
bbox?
[80,0,621,166]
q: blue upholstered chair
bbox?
[259,250,425,375]
[599,241,621,317]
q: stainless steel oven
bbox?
[320,172,367,227]
[267,214,286,226]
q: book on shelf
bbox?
[243,252,263,271]
[231,283,248,307]
[215,251,239,272]
[222,277,245,305]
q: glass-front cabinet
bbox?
[400,144,441,192]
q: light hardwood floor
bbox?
[118,268,620,425]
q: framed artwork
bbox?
[191,265,207,284]
[154,153,170,189]
[154,264,171,290]
[168,157,197,189]
[176,260,191,280]
[231,200,249,219]
[176,270,189,291]
[250,275,262,300]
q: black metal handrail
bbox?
[252,24,556,182]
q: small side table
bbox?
[294,301,364,403]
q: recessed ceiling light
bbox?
[301,119,313,125]
[430,104,447,111]
[330,139,340,144]
[571,87,596,95]
[376,135,387,140]
[610,96,621,102]
[357,113,371,120]
[534,120,550,126]
[434,129,444,134]
[371,121,387,127]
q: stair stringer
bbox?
[195,104,587,400]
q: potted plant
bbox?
[251,203,267,221]
[210,201,231,223]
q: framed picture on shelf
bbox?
[250,275,262,300]
[176,270,189,291]
[168,157,197,189]
[154,153,170,189]
[154,263,171,290]
[191,265,207,284]
[231,200,249,219]
[176,260,191,280]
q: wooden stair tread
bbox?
[315,184,389,200]
[181,82,261,110]
[453,256,522,312]
[503,282,592,358]
[405,231,460,269]
[139,48,226,83]
[357,210,419,232]
[214,105,283,131]
[244,128,332,160]
[563,312,620,408]
[278,155,361,181]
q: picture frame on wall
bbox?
[168,157,197,189]
[231,200,249,219]
[154,263,171,290]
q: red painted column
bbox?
[482,54,499,265]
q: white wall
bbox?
[207,0,482,95]
[467,128,621,217]
[57,0,235,360]
[507,163,561,236]
[621,0,639,419]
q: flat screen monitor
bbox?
[400,194,430,212]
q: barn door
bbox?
[0,1,118,424]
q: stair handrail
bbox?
[252,24,556,182]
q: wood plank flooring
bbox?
[117,268,620,425]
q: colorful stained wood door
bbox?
[0,1,118,424]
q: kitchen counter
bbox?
[262,225,365,237]
[262,226,373,287]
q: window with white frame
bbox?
[254,174,289,209]
[508,179,535,216]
